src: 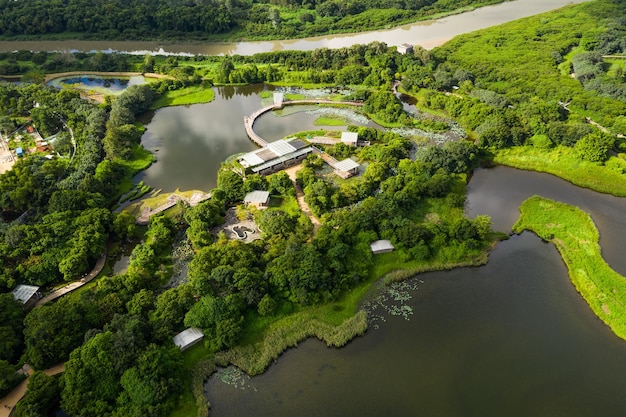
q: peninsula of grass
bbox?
[513,196,626,341]
[494,146,626,197]
[313,116,347,126]
[150,85,216,110]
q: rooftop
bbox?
[370,240,395,253]
[11,284,39,304]
[267,139,297,157]
[244,190,271,204]
[173,327,204,351]
[341,131,359,144]
[334,158,360,172]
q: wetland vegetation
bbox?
[1,0,626,416]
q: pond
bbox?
[47,75,146,95]
[135,85,379,192]
[204,166,626,417]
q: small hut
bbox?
[11,284,40,308]
[341,131,359,146]
[173,327,204,351]
[397,43,414,54]
[244,190,270,208]
[370,240,395,254]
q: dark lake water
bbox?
[204,166,626,417]
[135,85,371,192]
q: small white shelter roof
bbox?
[267,140,297,157]
[173,327,204,351]
[240,151,265,167]
[11,284,39,304]
[273,92,284,106]
[370,240,395,254]
[244,190,270,204]
[334,158,360,172]
[341,131,358,144]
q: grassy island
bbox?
[513,196,626,340]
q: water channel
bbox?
[0,0,589,55]
[204,166,626,417]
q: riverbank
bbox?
[494,146,626,197]
[512,196,626,340]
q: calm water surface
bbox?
[135,85,364,192]
[205,166,626,417]
[0,0,589,55]
[47,75,146,94]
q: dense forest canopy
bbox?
[0,0,504,40]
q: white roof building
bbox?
[341,131,359,146]
[267,140,297,156]
[11,284,40,304]
[173,327,204,351]
[334,158,360,173]
[397,43,414,54]
[370,240,395,254]
[244,190,271,207]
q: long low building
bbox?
[239,138,313,175]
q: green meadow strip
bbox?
[513,196,626,340]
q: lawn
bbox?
[150,85,216,110]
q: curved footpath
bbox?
[0,363,64,417]
[35,251,106,307]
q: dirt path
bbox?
[283,165,321,236]
[0,364,64,416]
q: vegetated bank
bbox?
[0,0,506,42]
[513,195,626,340]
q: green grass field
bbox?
[150,86,216,110]
[513,195,626,341]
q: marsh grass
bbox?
[150,86,216,110]
[495,146,626,196]
[513,196,626,340]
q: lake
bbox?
[135,85,376,192]
[204,166,626,417]
[0,0,589,55]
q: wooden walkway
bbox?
[35,252,107,307]
[243,99,364,147]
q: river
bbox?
[0,0,589,55]
[204,166,626,417]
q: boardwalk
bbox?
[243,99,364,147]
[35,252,107,307]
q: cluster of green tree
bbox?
[0,293,25,397]
[0,50,132,76]
[567,16,626,103]
[423,0,626,133]
[0,0,503,41]
[0,83,140,289]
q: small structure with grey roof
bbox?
[173,327,204,351]
[370,239,395,254]
[244,190,271,208]
[341,131,359,146]
[397,43,414,54]
[334,158,360,178]
[11,284,40,307]
[273,92,284,107]
[239,139,313,175]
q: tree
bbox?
[184,294,243,350]
[217,169,244,204]
[11,371,61,417]
[575,132,614,162]
[0,293,24,363]
[103,124,142,160]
